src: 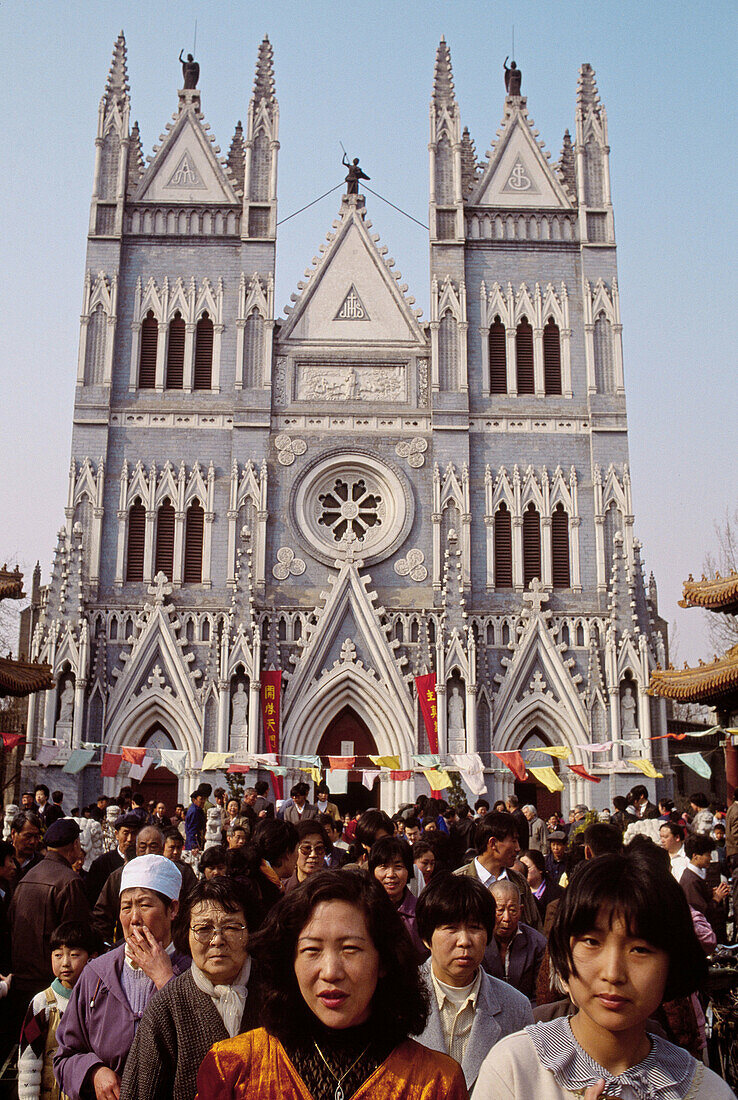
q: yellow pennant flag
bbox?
[424,768,453,791]
[529,766,564,792]
[201,752,233,772]
[530,746,571,760]
[300,767,322,784]
[630,757,663,780]
[369,755,401,770]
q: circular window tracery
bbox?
[317,477,383,542]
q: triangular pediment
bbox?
[135,110,239,204]
[494,610,585,726]
[280,206,425,344]
[470,107,571,210]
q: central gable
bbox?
[280,207,424,344]
[135,112,239,204]
[471,110,571,210]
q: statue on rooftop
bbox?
[179,50,200,89]
[343,154,370,196]
[504,57,522,96]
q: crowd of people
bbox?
[0,777,736,1098]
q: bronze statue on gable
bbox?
[343,154,370,196]
[179,50,200,89]
[504,57,522,96]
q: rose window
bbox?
[317,478,383,542]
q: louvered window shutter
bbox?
[194,313,213,389]
[494,505,513,587]
[489,318,507,394]
[516,318,534,394]
[522,505,542,588]
[154,500,175,579]
[543,319,562,395]
[166,313,185,389]
[184,501,204,583]
[126,502,146,581]
[139,311,158,389]
[551,504,570,588]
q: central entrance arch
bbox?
[514,727,562,820]
[318,706,379,816]
[131,724,179,814]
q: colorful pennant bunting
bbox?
[529,766,564,792]
[424,768,452,791]
[530,745,571,760]
[629,758,663,780]
[201,752,233,772]
[493,751,527,782]
[129,756,154,781]
[35,744,60,767]
[414,754,441,769]
[121,746,146,766]
[227,764,251,774]
[1,732,24,750]
[449,753,487,797]
[675,752,712,779]
[390,770,412,780]
[100,753,123,778]
[63,749,95,774]
[300,766,322,783]
[328,756,355,770]
[159,749,188,775]
[362,769,380,790]
[370,755,401,770]
[568,763,601,783]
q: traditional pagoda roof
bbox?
[0,565,25,601]
[0,655,54,698]
[649,644,738,705]
[679,571,738,615]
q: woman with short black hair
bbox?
[196,870,467,1099]
[368,836,427,961]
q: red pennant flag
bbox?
[227,764,250,774]
[390,770,413,781]
[101,753,123,778]
[569,763,602,783]
[121,746,146,765]
[494,751,528,782]
[1,732,25,750]
[328,756,355,770]
[415,674,439,754]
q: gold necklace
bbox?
[313,1040,370,1100]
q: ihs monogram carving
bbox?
[394,548,427,583]
[395,437,428,469]
[272,546,306,580]
[296,364,405,402]
[275,433,307,466]
[334,285,369,321]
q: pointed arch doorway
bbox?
[317,706,379,816]
[131,725,179,815]
[513,727,562,820]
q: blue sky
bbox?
[1,0,735,663]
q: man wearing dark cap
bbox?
[544,831,568,885]
[85,811,141,903]
[7,818,91,1034]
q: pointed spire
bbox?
[433,36,456,105]
[105,31,129,107]
[577,62,601,118]
[227,121,245,192]
[253,35,275,105]
[127,121,144,196]
[460,126,478,194]
[558,129,576,193]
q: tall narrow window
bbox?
[126,500,146,582]
[166,312,185,389]
[593,312,614,393]
[522,504,541,588]
[138,310,158,389]
[435,136,453,205]
[184,500,204,583]
[193,313,213,390]
[438,310,458,391]
[543,318,562,395]
[243,309,264,388]
[516,317,534,394]
[154,499,175,579]
[251,132,271,201]
[494,503,513,587]
[551,503,570,588]
[85,305,107,386]
[489,317,507,394]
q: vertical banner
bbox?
[415,674,441,798]
[260,670,283,799]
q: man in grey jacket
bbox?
[415,873,533,1093]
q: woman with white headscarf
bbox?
[55,854,189,1100]
[120,877,261,1100]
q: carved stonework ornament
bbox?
[272,358,287,405]
[417,359,429,406]
[166,152,205,190]
[502,157,539,195]
[296,364,406,403]
[272,546,306,580]
[275,433,307,466]
[394,548,427,582]
[334,285,369,321]
[395,437,428,469]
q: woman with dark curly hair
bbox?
[195,870,467,1099]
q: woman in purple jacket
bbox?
[54,854,190,1100]
[368,836,429,962]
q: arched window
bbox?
[515,317,534,394]
[154,498,175,579]
[435,136,453,205]
[438,311,458,391]
[243,309,264,388]
[551,503,570,588]
[494,503,513,588]
[489,316,507,394]
[166,312,185,389]
[593,312,614,393]
[85,305,106,386]
[543,318,562,395]
[193,313,213,390]
[251,132,271,201]
[201,618,211,642]
[138,310,158,389]
[522,503,541,588]
[126,499,145,581]
[585,139,603,206]
[184,500,204,583]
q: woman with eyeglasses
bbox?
[196,870,467,1099]
[121,877,260,1100]
[284,821,332,894]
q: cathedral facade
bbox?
[21,35,671,813]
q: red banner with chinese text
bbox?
[261,670,283,799]
[415,674,439,754]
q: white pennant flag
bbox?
[362,769,380,791]
[449,753,487,797]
